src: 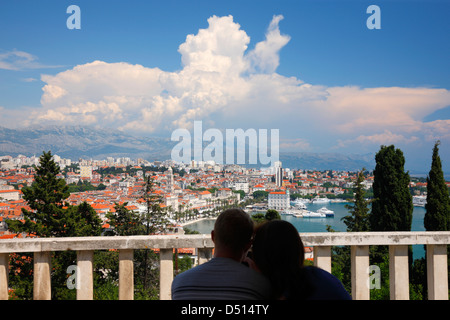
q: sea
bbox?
[185,201,428,261]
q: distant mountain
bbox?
[0,125,375,171]
[279,152,375,172]
[0,125,174,161]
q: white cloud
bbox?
[246,15,291,74]
[336,130,419,149]
[0,50,62,70]
[20,15,450,156]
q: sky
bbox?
[0,0,449,173]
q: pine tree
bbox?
[343,168,371,232]
[370,145,413,231]
[8,151,70,237]
[7,151,103,299]
[424,141,450,231]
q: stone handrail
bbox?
[0,231,449,300]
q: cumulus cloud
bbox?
[246,15,291,74]
[21,14,450,155]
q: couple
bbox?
[171,208,351,300]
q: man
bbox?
[171,208,272,300]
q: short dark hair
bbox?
[214,208,254,255]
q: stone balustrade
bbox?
[0,231,448,300]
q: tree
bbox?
[343,169,371,232]
[7,151,103,299]
[8,151,70,237]
[370,145,413,232]
[424,141,450,231]
[141,175,169,235]
[105,203,143,236]
[265,209,281,221]
[140,174,168,293]
[369,145,413,300]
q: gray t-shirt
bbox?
[171,257,272,300]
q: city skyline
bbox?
[0,0,449,173]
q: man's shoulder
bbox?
[171,258,273,300]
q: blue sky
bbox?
[0,0,449,172]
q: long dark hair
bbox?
[252,220,313,299]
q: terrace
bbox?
[0,231,449,300]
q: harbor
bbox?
[187,201,428,260]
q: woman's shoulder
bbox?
[302,266,352,300]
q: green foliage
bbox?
[183,227,200,234]
[175,255,194,274]
[265,209,281,221]
[343,169,371,232]
[67,181,106,193]
[105,203,144,236]
[6,151,104,300]
[8,151,70,237]
[251,213,266,225]
[233,189,245,200]
[371,145,413,231]
[425,141,450,231]
[252,190,269,200]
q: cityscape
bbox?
[0,152,438,238]
[0,0,449,304]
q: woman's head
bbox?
[252,220,305,298]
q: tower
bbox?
[275,161,283,188]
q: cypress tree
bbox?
[343,168,371,232]
[371,145,413,231]
[424,141,450,231]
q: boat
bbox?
[292,198,310,205]
[302,210,326,218]
[292,201,307,209]
[317,207,335,217]
[281,209,294,215]
[311,197,331,204]
[412,196,427,207]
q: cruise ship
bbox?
[412,195,427,207]
[317,207,335,217]
[311,197,331,204]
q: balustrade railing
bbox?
[0,231,448,300]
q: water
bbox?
[186,202,427,261]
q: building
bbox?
[274,161,283,187]
[79,165,93,179]
[233,181,249,194]
[0,190,21,201]
[268,190,290,211]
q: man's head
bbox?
[211,208,254,261]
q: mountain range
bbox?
[0,125,375,171]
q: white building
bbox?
[274,161,283,187]
[0,190,21,201]
[268,190,290,211]
[233,181,249,194]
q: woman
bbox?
[250,219,351,300]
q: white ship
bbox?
[412,195,427,207]
[317,207,335,217]
[311,197,331,204]
[292,200,307,209]
[302,210,326,218]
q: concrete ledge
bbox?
[0,231,449,253]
